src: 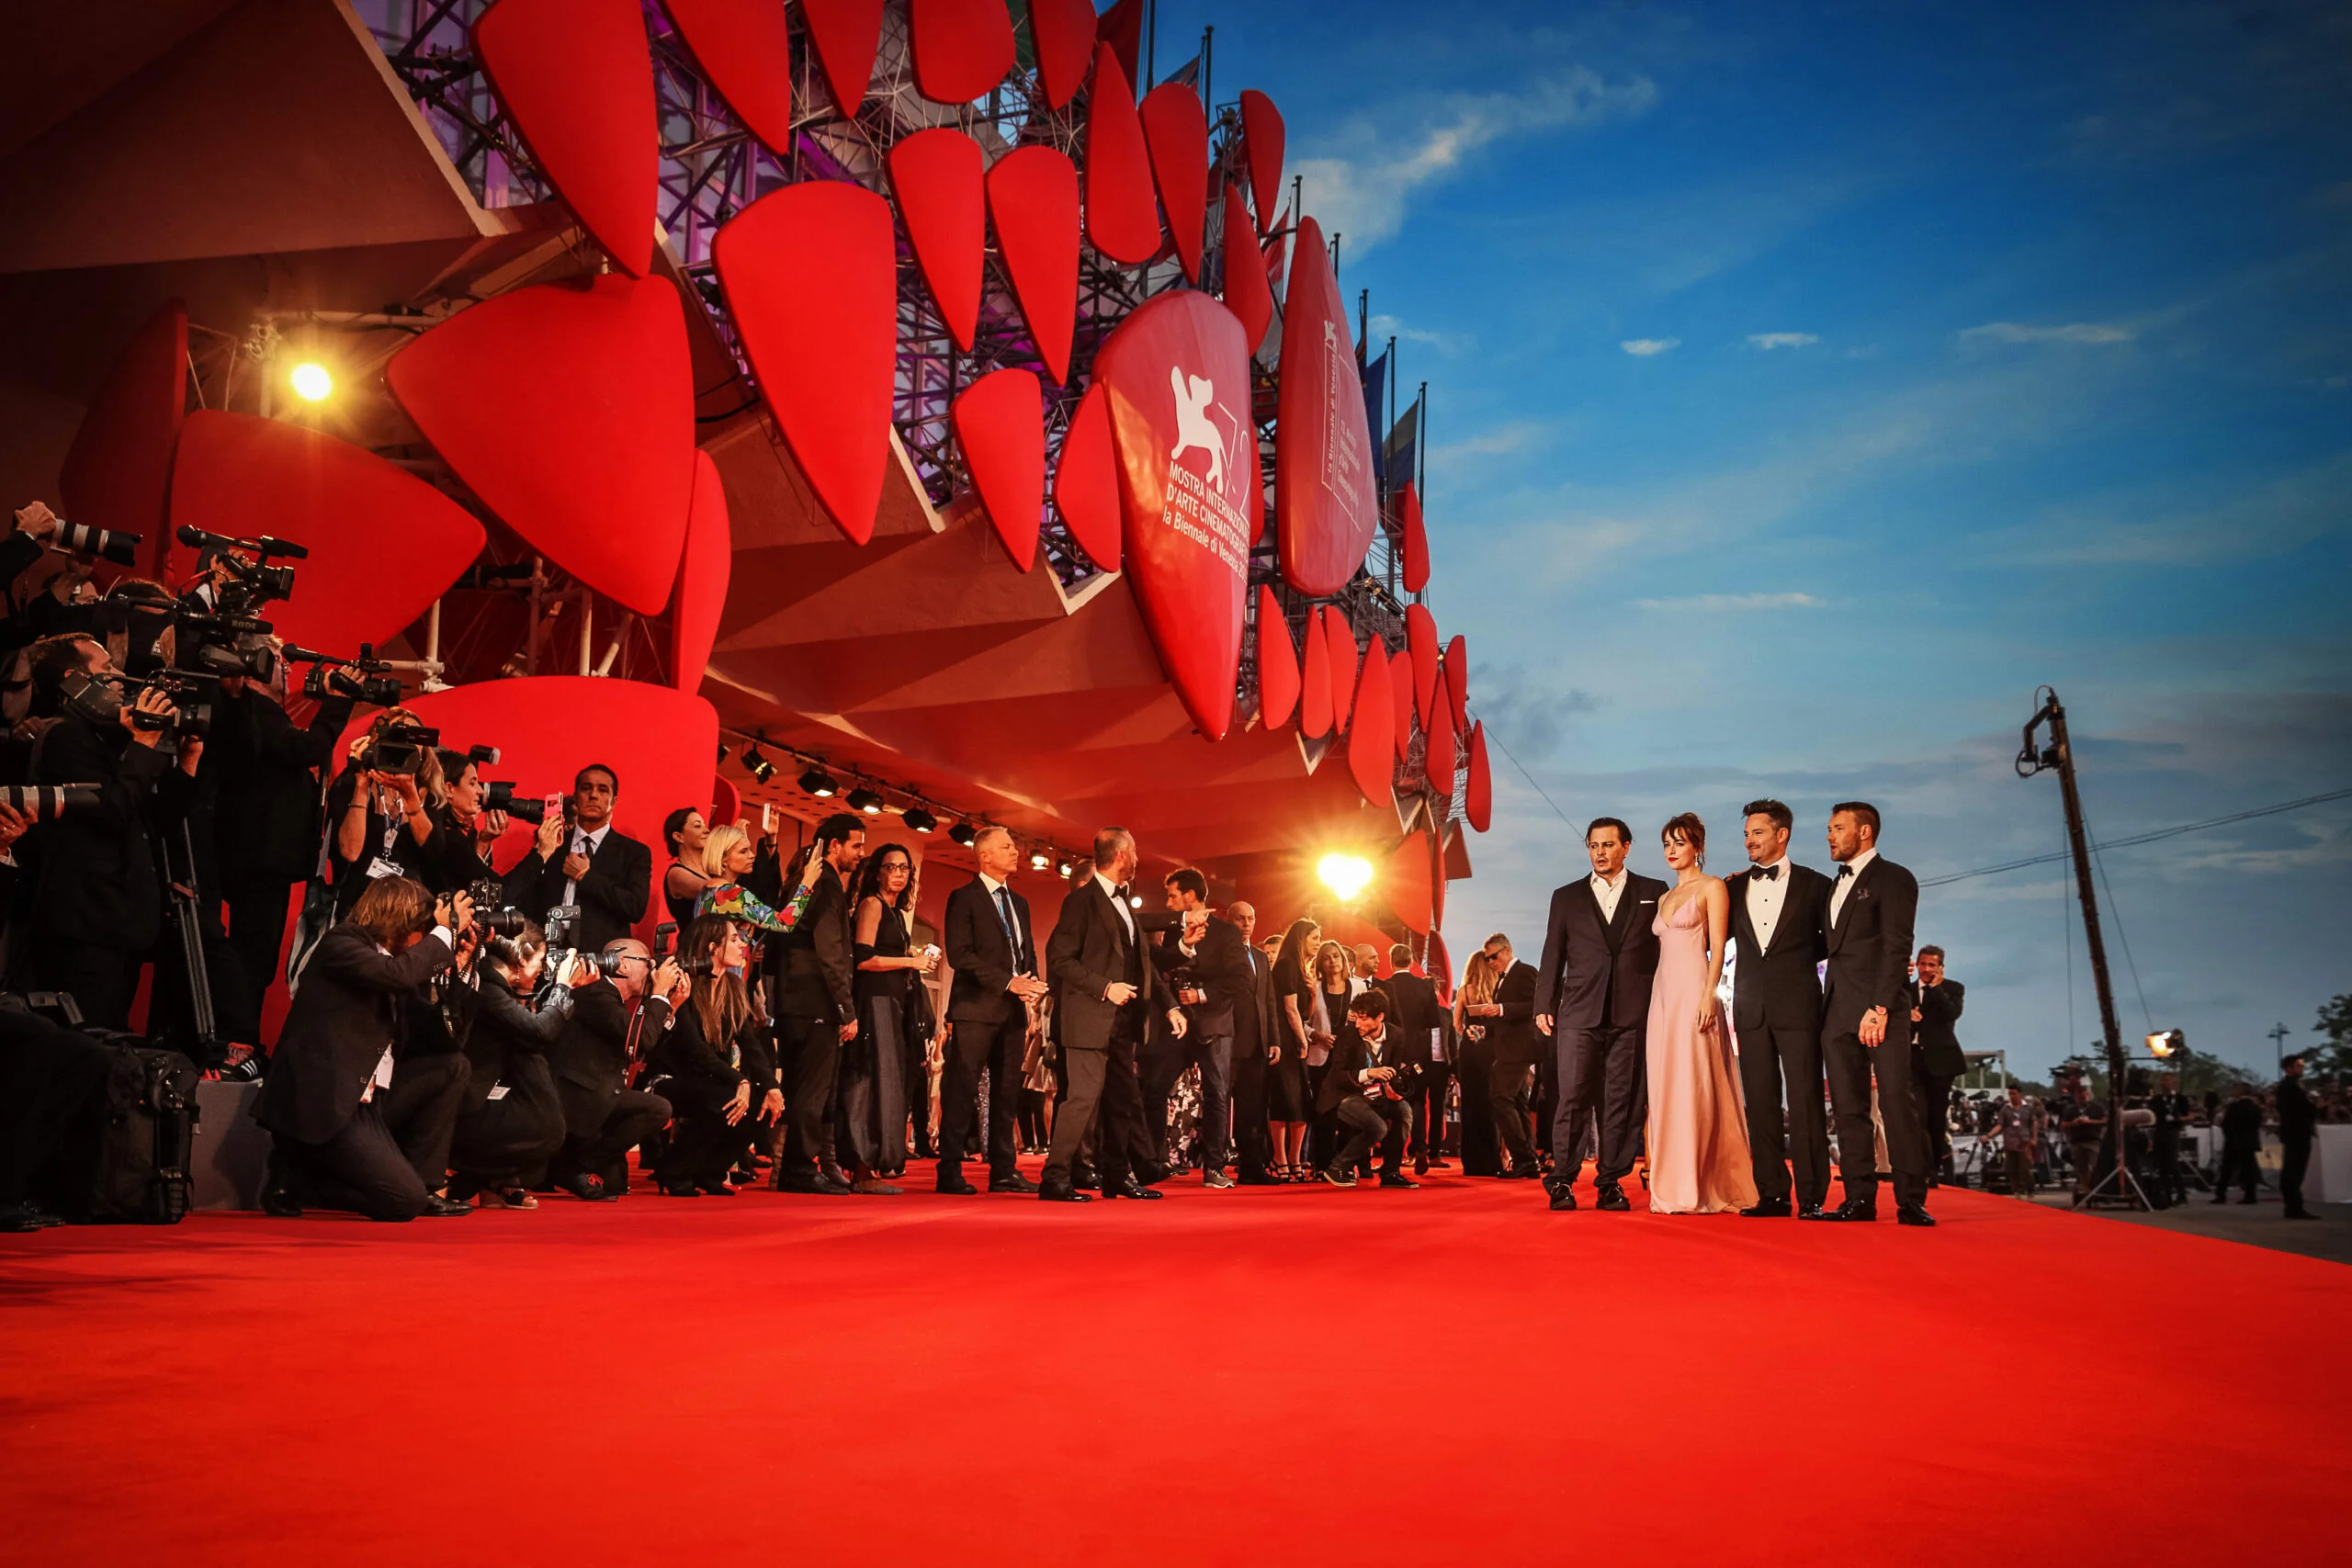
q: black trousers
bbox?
[2152,1129,2188,1205]
[1915,1068,1956,1175]
[778,1012,842,1178]
[1490,1059,1536,1171]
[1331,1094,1410,1174]
[1137,1043,1184,1171]
[557,1089,673,1189]
[1230,1038,1272,1177]
[1554,1024,1645,1184]
[0,1007,115,1205]
[450,1077,566,1189]
[2216,1140,2261,1201]
[1454,1032,1498,1174]
[1824,1029,1928,1209]
[939,1010,1023,1179]
[2282,1134,2312,1214]
[222,877,298,1041]
[28,940,141,1033]
[1737,1024,1828,1208]
[1405,1062,1450,1159]
[281,1055,469,1220]
[1044,1015,1148,1188]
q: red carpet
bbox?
[5,1168,2348,1566]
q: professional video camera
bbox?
[541,904,602,987]
[282,642,402,707]
[57,667,212,743]
[177,525,304,615]
[369,721,438,776]
[0,784,102,820]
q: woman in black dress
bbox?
[447,922,577,1208]
[838,843,937,1194]
[662,807,710,928]
[645,915,778,1196]
[1269,919,1321,1180]
[324,709,450,917]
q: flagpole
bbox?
[1203,26,1214,111]
[1386,335,1398,591]
[1147,0,1157,88]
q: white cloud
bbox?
[1293,67,1657,254]
[1960,321,2135,345]
[1366,312,1469,355]
[1747,332,1819,350]
[1634,592,1825,611]
[1620,337,1679,356]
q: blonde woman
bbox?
[695,822,821,939]
[1269,919,1321,1179]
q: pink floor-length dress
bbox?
[1645,889,1759,1214]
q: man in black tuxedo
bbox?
[1040,827,1187,1201]
[1724,797,1834,1217]
[501,763,652,953]
[771,813,865,1194]
[1464,933,1544,1179]
[1227,901,1282,1184]
[1150,867,1254,1186]
[2278,1055,2319,1220]
[1910,944,1967,1181]
[1314,988,1419,1188]
[548,936,682,1200]
[1384,943,1451,1174]
[939,825,1046,1194]
[1819,801,1931,1225]
[1535,818,1667,1212]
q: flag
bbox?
[1159,53,1201,90]
[1383,396,1419,482]
[1362,348,1388,486]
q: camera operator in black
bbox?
[14,632,183,1028]
[326,710,451,917]
[769,813,865,1195]
[500,763,650,951]
[547,936,684,1201]
[1314,988,1419,1189]
[426,749,525,893]
[447,921,592,1209]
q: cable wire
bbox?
[1472,714,1578,832]
[1917,785,2352,887]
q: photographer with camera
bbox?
[1314,988,1419,1190]
[430,748,534,894]
[547,936,684,1201]
[252,877,474,1221]
[14,632,184,1028]
[446,920,599,1210]
[500,763,650,952]
[327,710,453,918]
[643,913,780,1196]
[769,813,865,1195]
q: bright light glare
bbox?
[1317,852,1374,903]
[288,362,334,401]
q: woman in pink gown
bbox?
[1645,813,1759,1215]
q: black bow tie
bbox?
[1837,863,1855,879]
[1755,863,1781,882]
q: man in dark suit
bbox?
[254,876,472,1220]
[501,762,651,953]
[1910,944,1967,1181]
[1535,817,1668,1212]
[1226,901,1282,1183]
[1819,801,1931,1225]
[1384,943,1451,1175]
[548,936,682,1200]
[1315,988,1418,1188]
[1150,867,1254,1186]
[940,825,1046,1194]
[1040,827,1186,1202]
[771,813,865,1194]
[2278,1055,2319,1220]
[1464,933,1544,1179]
[1724,797,1834,1217]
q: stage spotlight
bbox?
[716,743,729,765]
[1129,894,1145,909]
[2147,1029,2184,1057]
[742,746,776,784]
[948,821,978,847]
[1030,848,1051,871]
[902,806,936,834]
[797,766,836,797]
[1056,858,1073,878]
[288,362,334,402]
[847,786,884,817]
[1317,852,1374,903]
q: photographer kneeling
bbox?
[547,937,682,1201]
[17,632,182,1028]
[1315,989,1420,1190]
[447,921,595,1209]
[645,914,780,1196]
[253,878,474,1221]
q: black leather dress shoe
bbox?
[1797,1202,1826,1220]
[936,1172,979,1195]
[988,1171,1039,1194]
[1819,1199,1878,1223]
[778,1171,854,1195]
[1038,1183,1092,1202]
[260,1187,304,1218]
[1896,1205,1937,1227]
[421,1194,473,1217]
[1595,1180,1630,1212]
[1740,1198,1792,1218]
[1073,1164,1102,1190]
[1378,1171,1420,1190]
[1105,1176,1163,1200]
[1547,1184,1577,1212]
[557,1173,613,1202]
[0,1201,65,1231]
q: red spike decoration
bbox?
[952,367,1046,571]
[989,146,1080,385]
[1255,585,1299,728]
[472,0,656,276]
[1348,641,1395,810]
[1275,216,1378,595]
[1084,45,1160,265]
[669,450,731,694]
[1140,83,1211,284]
[662,0,794,152]
[1053,382,1121,571]
[800,0,883,116]
[888,129,986,352]
[909,0,1014,104]
[1218,183,1274,356]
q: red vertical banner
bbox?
[1274,216,1378,595]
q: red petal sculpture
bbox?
[1263,223,1289,296]
[1092,290,1257,739]
[1425,684,1456,798]
[60,297,186,580]
[1444,634,1469,733]
[1428,931,1452,998]
[1298,613,1332,739]
[1274,216,1377,595]
[1406,603,1439,726]
[910,0,1013,104]
[1139,83,1210,284]
[888,129,985,352]
[1389,648,1414,761]
[712,773,741,829]
[1323,607,1357,731]
[474,0,656,276]
[1096,0,1143,85]
[168,412,485,652]
[1347,638,1394,811]
[1054,381,1121,571]
[801,0,882,116]
[1238,89,1286,236]
[1256,584,1298,728]
[988,146,1080,385]
[1464,720,1492,833]
[1030,0,1096,109]
[1432,830,1449,932]
[669,448,730,694]
[1397,479,1430,592]
[662,0,793,152]
[386,275,692,614]
[1083,45,1160,265]
[952,367,1045,571]
[1218,183,1274,356]
[1385,829,1433,936]
[713,180,897,545]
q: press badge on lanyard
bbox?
[365,795,404,879]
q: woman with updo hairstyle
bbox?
[662,807,711,927]
[644,914,780,1196]
[447,920,587,1208]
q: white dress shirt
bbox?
[1093,870,1136,943]
[1829,845,1877,926]
[1590,866,1630,922]
[360,926,453,1103]
[561,822,613,908]
[1746,854,1791,953]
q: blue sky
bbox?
[1175,0,2351,1077]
